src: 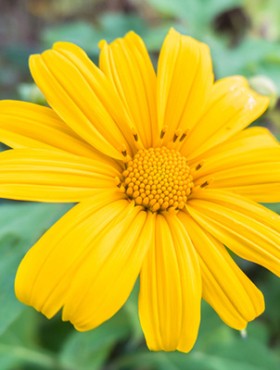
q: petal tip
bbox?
[98,39,107,49]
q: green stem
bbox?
[0,343,63,369]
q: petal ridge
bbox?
[139,213,201,352]
[179,212,264,329]
[188,190,280,276]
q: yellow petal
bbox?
[99,32,157,147]
[203,162,280,188]
[15,194,142,328]
[0,100,97,158]
[157,28,213,146]
[179,212,264,330]
[191,127,280,202]
[29,44,132,160]
[139,213,201,352]
[52,42,137,155]
[190,126,279,168]
[62,204,154,330]
[181,76,269,159]
[188,189,280,276]
[0,148,120,202]
[225,184,280,203]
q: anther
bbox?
[131,127,139,142]
[160,126,167,139]
[168,207,179,215]
[173,133,179,142]
[200,180,209,188]
[115,176,126,192]
[173,129,182,143]
[115,176,121,187]
[121,149,131,163]
[179,130,189,142]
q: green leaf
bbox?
[0,341,59,370]
[41,14,148,57]
[41,21,101,55]
[0,354,18,370]
[146,0,242,35]
[115,336,280,370]
[114,302,279,370]
[98,13,147,39]
[0,309,57,370]
[263,203,280,214]
[121,280,143,348]
[60,308,132,370]
[259,273,280,334]
[0,201,71,336]
[191,338,280,370]
[206,35,280,83]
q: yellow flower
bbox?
[0,28,279,353]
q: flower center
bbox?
[121,147,193,213]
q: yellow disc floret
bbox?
[121,147,193,213]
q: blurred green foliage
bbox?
[0,0,279,369]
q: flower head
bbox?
[0,28,279,352]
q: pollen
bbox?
[121,147,193,213]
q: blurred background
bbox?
[0,0,279,369]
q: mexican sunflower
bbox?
[0,28,279,353]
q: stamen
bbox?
[115,176,125,192]
[118,145,131,163]
[160,126,168,139]
[179,130,189,142]
[115,176,121,187]
[168,207,179,215]
[132,128,139,142]
[200,180,210,188]
[173,129,182,143]
[195,162,203,171]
